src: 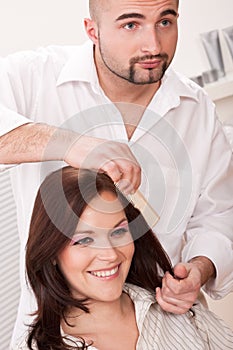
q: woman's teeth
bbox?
[91,266,119,278]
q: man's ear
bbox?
[84,18,99,45]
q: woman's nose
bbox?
[95,239,118,261]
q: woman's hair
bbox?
[26,166,173,350]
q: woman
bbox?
[22,166,233,350]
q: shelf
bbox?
[204,72,233,102]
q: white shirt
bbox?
[16,283,233,350]
[0,41,233,347]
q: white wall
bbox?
[0,0,89,55]
[173,0,233,77]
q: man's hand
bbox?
[156,257,216,314]
[63,133,141,194]
[0,123,141,193]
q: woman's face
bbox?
[57,191,135,303]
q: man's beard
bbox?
[99,40,169,85]
[129,55,168,85]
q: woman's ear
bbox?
[84,18,99,45]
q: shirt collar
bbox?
[56,41,98,87]
[144,66,200,118]
[162,67,200,102]
[57,40,199,104]
[123,283,155,304]
[124,283,156,332]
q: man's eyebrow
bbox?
[116,13,145,22]
[115,9,177,22]
[160,9,178,18]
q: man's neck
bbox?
[94,50,162,139]
[95,52,161,107]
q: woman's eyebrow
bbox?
[74,218,128,235]
[74,230,94,235]
[113,218,128,228]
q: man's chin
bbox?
[128,67,166,85]
[129,80,160,86]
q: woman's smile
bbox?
[58,191,135,302]
[89,264,120,279]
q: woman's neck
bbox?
[62,292,139,349]
[64,292,130,332]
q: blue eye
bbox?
[160,19,171,27]
[123,22,137,30]
[111,227,128,238]
[72,237,94,246]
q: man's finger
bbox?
[156,287,190,314]
[173,263,189,280]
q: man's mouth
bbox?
[137,60,161,69]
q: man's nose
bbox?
[140,27,161,55]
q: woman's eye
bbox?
[72,237,94,246]
[111,227,128,238]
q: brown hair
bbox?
[26,166,173,349]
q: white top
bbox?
[16,283,233,349]
[0,42,233,347]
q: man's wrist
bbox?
[189,256,216,286]
[44,126,79,162]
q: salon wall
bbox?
[0,0,88,56]
[173,0,233,127]
[0,1,233,347]
[173,0,233,77]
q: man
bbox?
[0,0,232,348]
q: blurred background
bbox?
[0,1,232,348]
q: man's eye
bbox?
[72,237,94,246]
[123,22,137,30]
[160,19,171,27]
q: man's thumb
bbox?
[173,263,189,280]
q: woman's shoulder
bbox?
[149,300,233,349]
[124,284,233,349]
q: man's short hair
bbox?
[89,0,179,21]
[89,0,109,22]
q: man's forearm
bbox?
[0,122,141,191]
[0,123,77,164]
[189,256,216,286]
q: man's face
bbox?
[93,0,179,85]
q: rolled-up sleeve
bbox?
[0,104,31,137]
[0,54,36,126]
[0,53,37,170]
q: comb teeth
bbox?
[115,183,160,228]
[127,190,160,228]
